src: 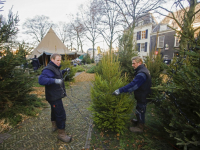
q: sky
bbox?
[1,0,92,50]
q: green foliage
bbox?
[145,49,166,102]
[90,54,134,133]
[61,55,75,81]
[86,65,96,73]
[0,46,45,128]
[90,101,176,150]
[118,27,138,81]
[82,53,92,64]
[74,65,85,72]
[0,45,35,110]
[154,2,200,148]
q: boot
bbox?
[57,129,72,143]
[129,123,144,133]
[52,121,57,132]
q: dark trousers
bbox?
[48,99,66,129]
[135,102,147,124]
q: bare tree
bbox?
[98,0,122,53]
[0,0,6,11]
[68,13,86,53]
[22,15,53,44]
[107,0,167,28]
[80,0,102,60]
[53,22,68,44]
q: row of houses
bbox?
[134,4,200,64]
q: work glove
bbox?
[55,79,62,85]
[112,89,120,96]
[64,68,71,72]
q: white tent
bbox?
[29,28,71,58]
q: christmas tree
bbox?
[155,1,200,148]
[90,54,134,133]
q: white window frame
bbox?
[174,36,180,47]
[141,43,145,52]
[157,36,165,48]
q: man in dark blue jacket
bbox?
[113,56,151,133]
[39,53,71,143]
[31,55,40,71]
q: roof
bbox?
[29,28,71,58]
[161,3,200,29]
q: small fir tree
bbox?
[145,49,166,100]
[90,54,134,133]
[0,44,37,112]
[118,27,138,81]
[61,55,75,81]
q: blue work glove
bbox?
[112,89,120,96]
[55,79,63,85]
[64,68,71,72]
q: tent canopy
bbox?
[29,28,71,58]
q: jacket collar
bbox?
[49,61,61,69]
[134,64,145,76]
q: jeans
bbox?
[135,102,147,124]
[48,99,66,129]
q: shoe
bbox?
[57,129,72,143]
[52,121,57,132]
[129,123,144,133]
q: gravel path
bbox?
[0,81,93,150]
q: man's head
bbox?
[131,56,143,69]
[50,53,61,66]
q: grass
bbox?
[90,101,177,150]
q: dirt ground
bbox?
[74,72,95,83]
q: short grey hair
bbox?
[50,53,61,60]
[131,56,143,64]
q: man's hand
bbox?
[65,68,71,72]
[112,89,120,96]
[55,79,62,85]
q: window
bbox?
[138,42,147,52]
[141,31,146,39]
[174,36,180,47]
[157,36,165,48]
[141,43,145,52]
[137,31,141,40]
